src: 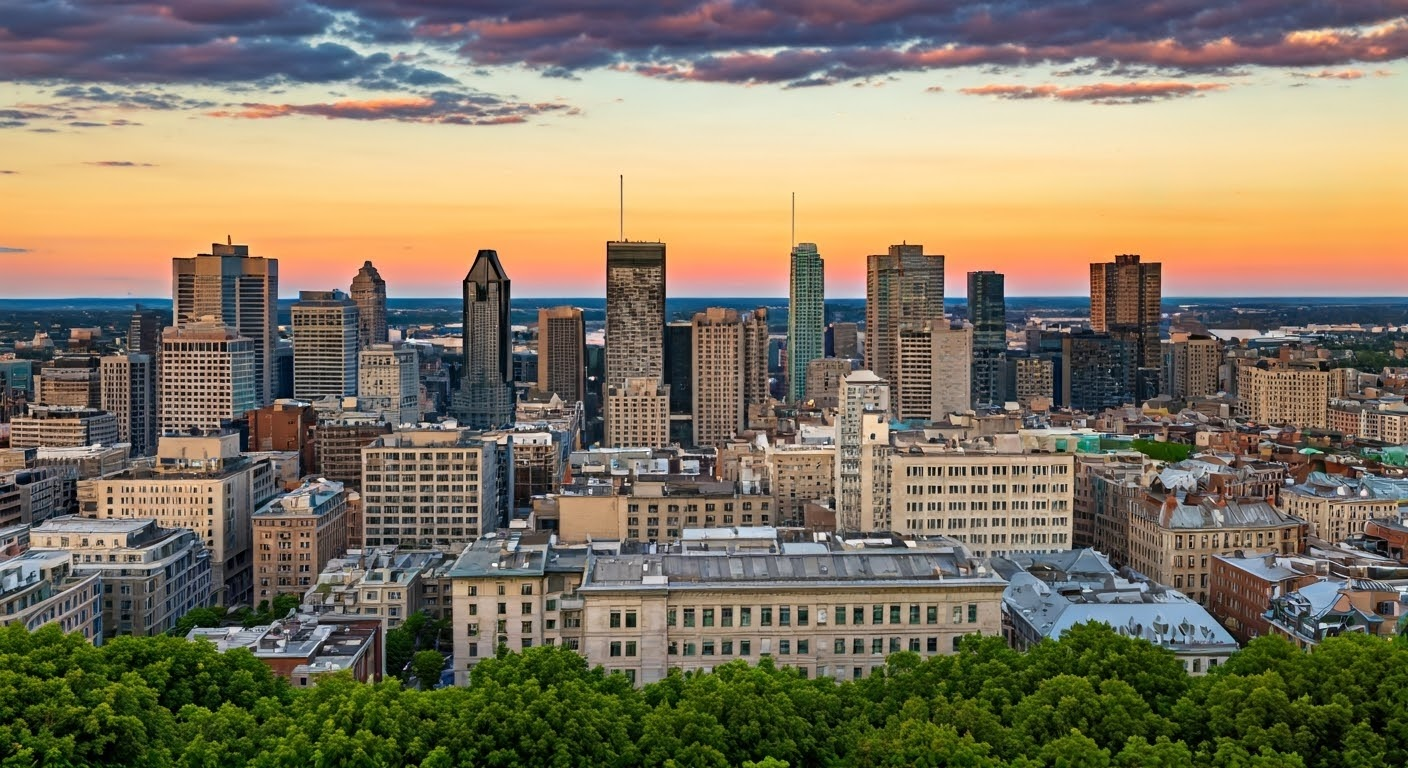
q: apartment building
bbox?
[358,344,420,425]
[448,532,590,683]
[252,478,350,605]
[360,426,503,548]
[303,548,452,627]
[1279,472,1401,542]
[1236,362,1331,428]
[30,516,211,636]
[1127,495,1306,605]
[554,479,774,544]
[604,378,670,449]
[0,548,103,642]
[1209,553,1319,644]
[82,431,273,605]
[889,450,1075,558]
[9,405,119,449]
[159,321,258,434]
[190,614,383,686]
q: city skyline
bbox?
[1,4,1404,300]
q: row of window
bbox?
[663,603,982,628]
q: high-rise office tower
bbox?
[786,243,824,403]
[743,308,770,407]
[128,305,163,356]
[350,260,388,349]
[605,241,666,387]
[866,244,944,406]
[100,353,156,455]
[1090,254,1162,400]
[605,241,667,443]
[292,290,360,402]
[358,344,420,425]
[172,241,277,407]
[691,308,746,449]
[158,321,256,434]
[827,322,859,360]
[459,249,514,429]
[968,271,1006,406]
[663,321,694,446]
[1060,331,1136,412]
[896,322,972,422]
[537,306,586,404]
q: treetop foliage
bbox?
[2,620,1405,767]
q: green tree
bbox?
[411,651,445,690]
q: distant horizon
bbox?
[4,295,1408,305]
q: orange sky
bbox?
[2,12,1406,299]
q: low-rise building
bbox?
[553,479,773,544]
[0,548,103,642]
[997,549,1237,674]
[360,426,505,548]
[9,405,119,449]
[303,547,453,626]
[1209,553,1320,644]
[30,516,211,636]
[1264,578,1406,649]
[189,614,383,686]
[1281,472,1406,542]
[252,478,350,605]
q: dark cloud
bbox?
[0,170,16,174]
[84,161,157,167]
[207,90,578,125]
[0,246,31,253]
[961,81,1230,104]
[0,0,1400,110]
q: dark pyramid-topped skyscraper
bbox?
[456,249,514,429]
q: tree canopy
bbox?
[2,620,1404,767]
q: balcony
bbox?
[557,595,585,611]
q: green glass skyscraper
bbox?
[787,242,824,403]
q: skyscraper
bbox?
[968,271,1006,406]
[692,308,746,449]
[172,241,277,407]
[663,321,694,445]
[537,306,586,404]
[896,322,973,422]
[1090,254,1162,400]
[866,244,944,406]
[127,305,163,357]
[292,290,360,402]
[835,370,891,532]
[100,353,156,456]
[786,242,824,402]
[350,260,388,349]
[605,241,666,387]
[605,241,666,443]
[743,308,770,408]
[459,249,514,429]
[158,321,256,434]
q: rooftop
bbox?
[581,549,999,591]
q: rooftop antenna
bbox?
[227,235,232,245]
[791,192,795,249]
[619,174,624,242]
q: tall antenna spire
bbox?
[791,192,795,249]
[619,174,624,242]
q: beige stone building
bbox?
[890,450,1075,557]
[82,431,273,604]
[553,479,773,544]
[692,308,746,449]
[0,548,103,643]
[1279,473,1400,543]
[159,321,258,434]
[360,426,503,548]
[604,378,669,449]
[896,323,972,422]
[448,532,590,684]
[1162,334,1222,399]
[252,478,350,605]
[1236,363,1331,428]
[304,548,453,628]
[9,405,119,449]
[1127,495,1306,605]
[30,516,212,636]
[576,543,1003,685]
[357,345,420,425]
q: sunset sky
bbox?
[2,2,1405,299]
